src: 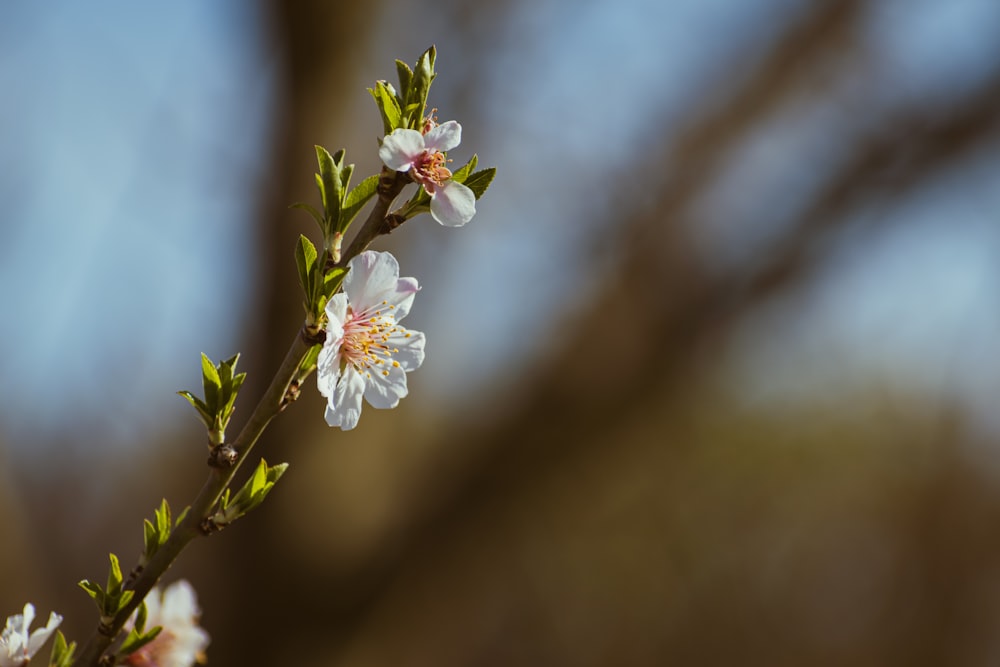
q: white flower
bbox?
[124,580,209,667]
[0,603,61,667]
[318,250,426,430]
[378,119,476,227]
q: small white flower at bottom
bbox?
[0,603,62,667]
[318,251,426,430]
[123,580,209,667]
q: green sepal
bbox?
[368,80,402,135]
[212,459,289,528]
[48,631,76,667]
[463,168,497,200]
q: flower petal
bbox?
[316,345,342,399]
[324,292,348,329]
[363,363,408,409]
[382,277,419,321]
[161,580,199,623]
[387,328,425,371]
[325,367,366,430]
[430,180,476,226]
[317,296,346,400]
[25,612,61,658]
[126,581,208,667]
[422,120,462,153]
[378,129,425,171]
[344,251,401,311]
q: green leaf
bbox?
[450,154,479,185]
[339,161,355,191]
[407,46,437,128]
[134,600,148,634]
[295,235,318,300]
[212,459,289,526]
[142,519,157,557]
[322,266,347,300]
[395,59,412,103]
[222,372,246,422]
[298,343,322,378]
[407,181,432,212]
[200,353,221,412]
[290,202,324,230]
[78,580,103,602]
[48,631,76,667]
[156,498,171,534]
[315,146,338,220]
[463,168,497,200]
[313,173,326,214]
[176,391,212,425]
[330,149,348,205]
[119,625,162,658]
[218,353,239,390]
[106,553,124,596]
[249,459,267,497]
[369,81,403,135]
[217,488,232,512]
[143,499,173,563]
[339,175,379,232]
[117,590,135,613]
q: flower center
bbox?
[412,150,452,192]
[340,302,403,378]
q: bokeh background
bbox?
[3,0,1000,664]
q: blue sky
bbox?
[1,0,999,452]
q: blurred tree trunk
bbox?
[208,2,380,664]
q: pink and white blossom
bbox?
[379,119,476,227]
[0,604,61,667]
[124,580,209,667]
[318,251,426,430]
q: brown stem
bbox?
[72,167,411,667]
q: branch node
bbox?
[301,326,326,347]
[199,517,222,536]
[207,444,238,469]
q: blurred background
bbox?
[2,0,1000,664]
